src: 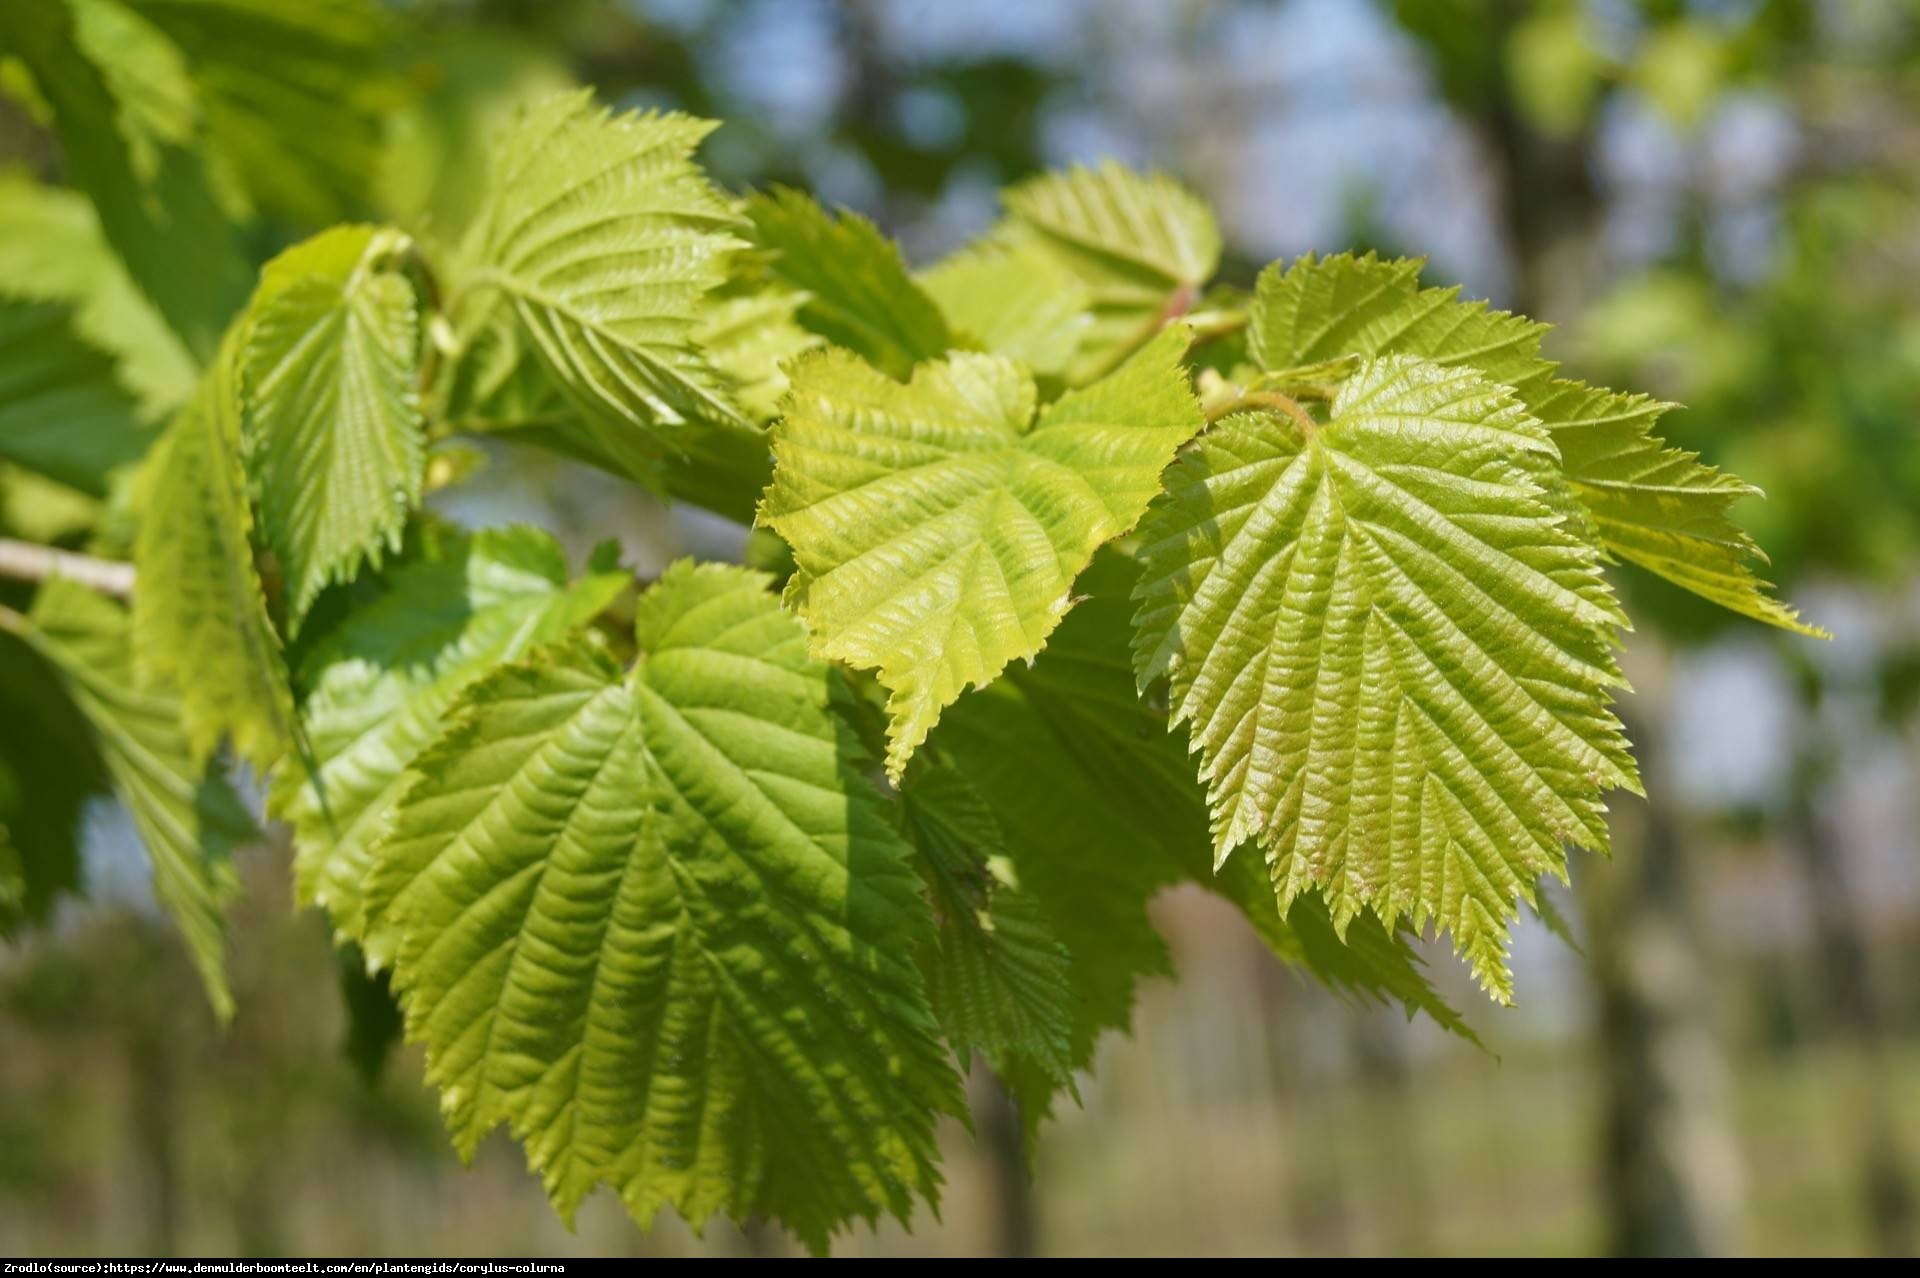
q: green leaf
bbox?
[68,0,199,170]
[438,250,781,526]
[934,550,1476,1130]
[270,525,626,941]
[1274,892,1484,1047]
[0,171,198,417]
[1523,377,1826,637]
[435,296,576,444]
[124,0,395,226]
[0,631,106,931]
[1134,355,1637,1000]
[692,278,824,423]
[762,325,1203,778]
[362,563,962,1252]
[642,419,780,528]
[1000,162,1220,382]
[1248,252,1548,389]
[0,299,149,495]
[24,575,256,1019]
[934,649,1176,1097]
[335,940,402,1086]
[920,241,1091,378]
[132,332,294,769]
[1249,252,1817,634]
[442,312,774,525]
[0,0,252,359]
[243,225,424,625]
[746,188,950,381]
[456,90,746,468]
[899,761,1075,1084]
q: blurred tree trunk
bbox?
[130,1018,180,1254]
[1479,82,1597,318]
[1348,1011,1431,1255]
[1586,663,1745,1257]
[1784,752,1914,1255]
[1256,972,1348,1255]
[972,1067,1038,1258]
[1444,26,1750,1254]
[1414,0,1600,319]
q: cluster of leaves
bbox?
[0,2,1816,1252]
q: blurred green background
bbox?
[2,0,1918,1257]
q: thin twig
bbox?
[0,538,136,599]
[0,601,24,634]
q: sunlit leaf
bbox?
[271,525,626,941]
[243,224,423,624]
[1135,355,1636,999]
[1250,252,1817,634]
[132,331,294,768]
[455,90,745,469]
[25,576,256,1019]
[763,325,1202,777]
[746,188,950,381]
[363,564,962,1252]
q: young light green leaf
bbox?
[438,292,775,525]
[1134,356,1637,1000]
[746,188,950,381]
[270,526,627,941]
[920,241,1091,378]
[1249,252,1548,389]
[1250,252,1817,634]
[762,325,1203,778]
[900,761,1076,1084]
[363,563,962,1252]
[691,278,823,422]
[243,225,424,625]
[0,299,149,495]
[457,90,745,463]
[1524,377,1825,636]
[934,550,1477,1132]
[132,332,294,769]
[1000,162,1220,381]
[441,315,776,527]
[25,575,256,1019]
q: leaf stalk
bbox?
[1204,389,1321,437]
